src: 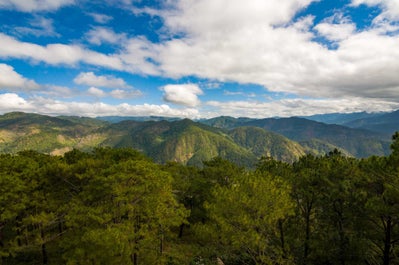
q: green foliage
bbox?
[2,131,399,265]
[200,170,294,264]
[229,126,306,163]
[359,153,399,265]
[0,148,188,264]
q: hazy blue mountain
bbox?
[343,110,399,136]
[302,112,383,125]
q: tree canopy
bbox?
[1,133,399,264]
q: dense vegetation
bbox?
[1,112,395,167]
[1,132,399,264]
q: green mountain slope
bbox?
[0,112,107,154]
[0,112,392,164]
[243,117,390,157]
[228,126,307,163]
[199,116,254,129]
[100,119,257,167]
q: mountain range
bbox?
[0,111,398,167]
[303,110,399,136]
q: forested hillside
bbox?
[0,112,394,166]
[0,112,107,155]
[1,134,399,264]
[199,115,392,157]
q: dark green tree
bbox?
[60,148,188,264]
[202,170,294,264]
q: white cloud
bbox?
[122,0,399,102]
[132,6,163,17]
[314,14,356,41]
[2,91,398,119]
[39,85,75,98]
[86,27,126,45]
[86,87,143,99]
[87,87,106,97]
[205,97,399,118]
[88,13,113,24]
[315,23,356,41]
[0,93,200,118]
[74,72,131,88]
[161,0,314,35]
[110,89,142,99]
[0,33,123,69]
[2,0,399,113]
[0,93,32,111]
[0,33,156,76]
[162,84,203,107]
[14,16,59,37]
[223,90,257,98]
[119,36,161,75]
[0,0,74,12]
[0,64,40,91]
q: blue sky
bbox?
[1,0,399,118]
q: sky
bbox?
[1,0,399,118]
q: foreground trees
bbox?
[0,133,399,264]
[0,148,188,264]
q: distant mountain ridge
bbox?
[199,116,391,157]
[97,116,181,123]
[302,110,399,136]
[342,110,399,136]
[302,112,383,125]
[0,111,397,166]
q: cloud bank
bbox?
[0,93,200,118]
[1,0,399,117]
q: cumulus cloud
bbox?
[0,33,157,76]
[0,0,74,12]
[0,33,123,69]
[0,93,200,118]
[2,0,399,114]
[0,93,32,111]
[118,36,161,75]
[0,64,40,91]
[86,27,126,45]
[87,87,106,97]
[74,72,131,88]
[162,84,203,107]
[315,22,356,41]
[314,13,356,42]
[123,0,399,102]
